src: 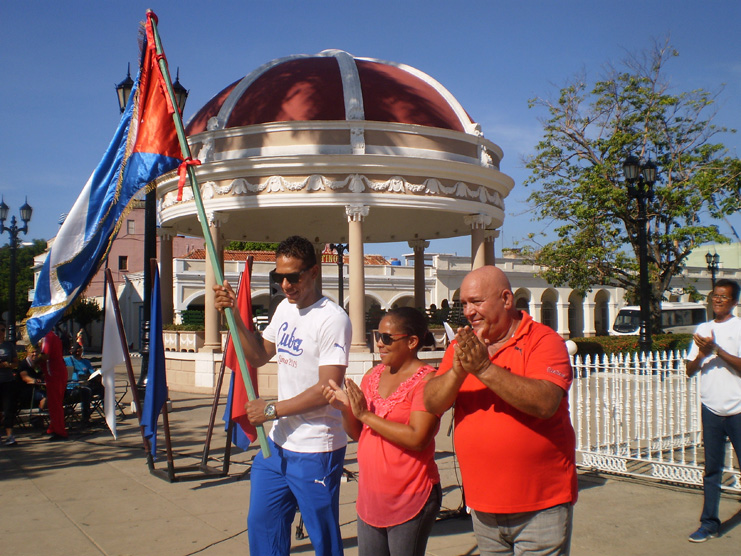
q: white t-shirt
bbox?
[262,296,352,452]
[687,316,741,416]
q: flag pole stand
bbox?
[145,364,243,482]
[142,255,228,483]
[147,400,227,482]
[146,354,235,483]
[152,262,258,481]
[200,342,234,476]
[146,398,232,482]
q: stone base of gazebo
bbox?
[164,350,446,397]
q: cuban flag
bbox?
[26,15,183,344]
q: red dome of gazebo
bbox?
[162,49,512,247]
[185,50,474,135]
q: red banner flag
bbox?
[225,270,259,443]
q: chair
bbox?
[15,383,49,429]
[63,365,82,423]
[90,376,129,421]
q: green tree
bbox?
[0,238,47,323]
[65,296,103,343]
[226,241,279,251]
[523,41,741,330]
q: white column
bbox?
[583,300,596,337]
[408,239,430,310]
[608,300,621,334]
[159,229,174,325]
[347,204,369,351]
[203,212,225,353]
[465,214,492,270]
[484,230,499,266]
[557,302,570,339]
[531,301,543,323]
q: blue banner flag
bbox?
[140,266,168,458]
[26,16,183,344]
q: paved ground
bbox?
[2,370,741,556]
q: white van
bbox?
[611,302,707,335]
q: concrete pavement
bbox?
[2,384,741,555]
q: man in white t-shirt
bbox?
[214,235,351,556]
[685,279,741,543]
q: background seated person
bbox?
[18,345,46,411]
[64,344,103,426]
[0,340,19,445]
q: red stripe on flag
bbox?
[133,15,182,159]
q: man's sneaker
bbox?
[688,527,719,542]
[3,435,17,446]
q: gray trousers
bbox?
[472,502,573,556]
[356,482,442,556]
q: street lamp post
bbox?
[705,251,720,290]
[0,198,32,344]
[623,155,657,353]
[329,243,348,310]
[116,65,188,388]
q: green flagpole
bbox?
[146,10,270,458]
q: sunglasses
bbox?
[374,331,409,346]
[270,268,309,285]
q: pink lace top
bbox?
[356,364,440,527]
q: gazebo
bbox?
[157,49,513,353]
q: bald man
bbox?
[425,266,577,555]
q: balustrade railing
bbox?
[570,350,740,492]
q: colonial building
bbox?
[171,245,736,340]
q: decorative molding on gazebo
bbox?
[163,175,504,210]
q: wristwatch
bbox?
[263,402,278,421]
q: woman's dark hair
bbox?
[385,307,435,349]
[276,236,317,268]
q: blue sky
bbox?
[2,1,740,261]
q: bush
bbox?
[571,334,693,356]
[181,310,205,327]
[162,323,204,331]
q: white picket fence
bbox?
[569,350,740,492]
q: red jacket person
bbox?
[425,266,577,555]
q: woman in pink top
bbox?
[323,307,441,556]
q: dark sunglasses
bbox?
[270,268,309,285]
[374,331,409,345]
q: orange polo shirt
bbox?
[436,312,577,513]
